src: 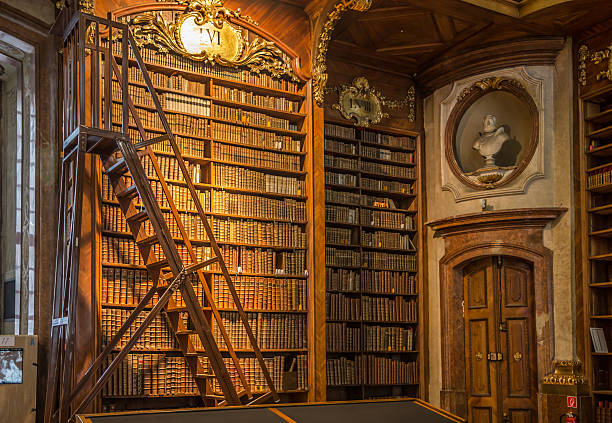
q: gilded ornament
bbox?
[577,42,612,86]
[331,77,416,127]
[542,360,586,386]
[457,77,524,102]
[128,0,296,80]
[313,0,372,106]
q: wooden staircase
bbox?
[45,11,278,423]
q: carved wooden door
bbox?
[463,256,537,423]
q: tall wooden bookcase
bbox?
[323,119,421,401]
[582,84,612,412]
[93,11,313,411]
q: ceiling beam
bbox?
[377,42,445,55]
[357,6,431,22]
[329,39,418,75]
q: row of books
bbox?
[588,167,612,188]
[213,275,306,312]
[214,356,287,393]
[101,235,212,266]
[212,122,302,153]
[361,177,411,194]
[325,269,417,295]
[101,267,177,306]
[364,325,415,352]
[326,247,360,268]
[362,231,415,250]
[325,189,360,205]
[362,251,417,271]
[112,80,211,116]
[362,209,414,230]
[326,205,359,224]
[215,246,277,275]
[324,123,356,140]
[126,66,206,97]
[141,154,202,183]
[101,354,197,397]
[112,102,211,138]
[212,218,307,248]
[327,323,361,351]
[362,271,417,295]
[361,296,418,322]
[326,293,361,321]
[101,308,175,350]
[120,46,301,93]
[325,227,354,245]
[324,155,359,170]
[326,355,418,385]
[326,268,360,292]
[212,85,300,113]
[361,194,403,209]
[596,401,612,423]
[325,172,358,187]
[212,190,306,222]
[213,164,304,196]
[360,161,415,179]
[213,143,302,171]
[211,312,306,350]
[212,104,298,131]
[325,139,357,155]
[361,145,414,164]
[361,130,415,150]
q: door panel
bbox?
[464,259,498,422]
[499,258,537,421]
[468,319,492,396]
[463,256,537,423]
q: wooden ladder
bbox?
[45,11,278,423]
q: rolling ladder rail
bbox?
[45,11,278,423]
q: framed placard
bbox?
[0,348,23,384]
[591,327,609,353]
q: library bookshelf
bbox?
[94,36,313,411]
[582,82,612,418]
[323,119,422,401]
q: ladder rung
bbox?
[126,209,148,222]
[147,257,169,269]
[175,329,195,335]
[137,233,158,246]
[184,351,198,357]
[195,373,215,379]
[206,394,225,400]
[105,158,128,178]
[116,184,138,200]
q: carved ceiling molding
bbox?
[125,0,298,81]
[313,0,372,107]
[330,76,415,127]
[456,76,524,102]
[578,42,612,86]
[56,0,94,13]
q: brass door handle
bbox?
[514,352,522,361]
[487,352,503,361]
[475,352,483,361]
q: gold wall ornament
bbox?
[577,42,612,86]
[331,77,416,127]
[457,76,524,102]
[313,0,372,107]
[541,359,589,395]
[128,0,297,80]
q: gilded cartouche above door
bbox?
[463,256,537,423]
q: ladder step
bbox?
[206,394,225,400]
[105,158,128,178]
[175,329,195,335]
[136,233,158,246]
[184,351,198,357]
[116,184,138,200]
[147,257,169,269]
[126,209,148,223]
[195,373,215,379]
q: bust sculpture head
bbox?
[472,114,510,168]
[482,114,497,133]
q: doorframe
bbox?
[427,208,565,419]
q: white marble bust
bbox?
[472,114,511,169]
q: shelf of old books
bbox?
[323,120,420,401]
[97,44,310,412]
[582,84,612,418]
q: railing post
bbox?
[121,22,129,137]
[78,13,86,128]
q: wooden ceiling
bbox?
[321,0,612,76]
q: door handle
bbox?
[487,352,503,361]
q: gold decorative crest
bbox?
[128,0,297,80]
[457,77,524,102]
[331,77,416,127]
[578,43,612,86]
[313,0,372,107]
